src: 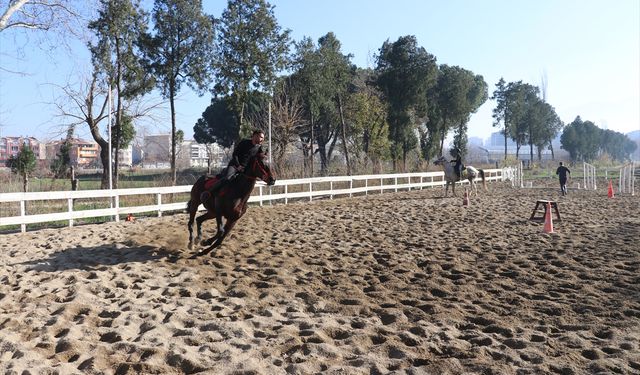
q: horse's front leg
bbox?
[201,204,225,247]
[188,209,196,250]
[202,218,238,255]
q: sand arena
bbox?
[1,183,638,374]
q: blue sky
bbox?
[1,0,638,144]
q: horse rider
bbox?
[451,150,464,179]
[207,129,265,196]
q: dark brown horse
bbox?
[187,152,275,255]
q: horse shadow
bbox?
[15,242,179,272]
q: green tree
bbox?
[194,96,238,149]
[213,0,291,137]
[51,139,72,178]
[504,82,538,159]
[491,78,510,160]
[375,35,437,170]
[530,101,563,161]
[89,0,153,188]
[560,116,601,161]
[290,33,354,175]
[111,112,136,149]
[601,129,638,161]
[345,90,390,172]
[142,0,214,185]
[7,144,36,192]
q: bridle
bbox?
[245,155,272,182]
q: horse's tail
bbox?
[479,169,487,190]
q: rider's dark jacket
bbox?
[231,139,263,169]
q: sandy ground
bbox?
[1,183,639,374]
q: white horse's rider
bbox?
[451,149,465,179]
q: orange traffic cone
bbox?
[126,213,135,222]
[607,180,615,198]
[462,188,469,207]
[543,202,554,233]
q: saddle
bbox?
[200,170,238,202]
[203,175,220,191]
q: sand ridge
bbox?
[1,184,639,374]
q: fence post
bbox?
[285,185,288,204]
[380,178,383,194]
[259,185,263,206]
[349,179,353,198]
[157,193,162,217]
[68,198,73,227]
[330,181,333,199]
[365,179,368,195]
[309,182,313,201]
[20,200,26,233]
[394,177,398,192]
[114,195,120,222]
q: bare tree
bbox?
[1,0,91,73]
[244,80,307,175]
[0,0,80,32]
[51,67,163,188]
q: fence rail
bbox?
[619,162,636,196]
[1,169,504,232]
[583,162,597,190]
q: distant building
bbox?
[46,138,100,167]
[468,136,484,147]
[180,141,225,169]
[1,136,46,166]
[143,134,171,167]
[143,134,226,169]
[483,131,566,161]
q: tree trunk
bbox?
[310,115,314,177]
[22,172,28,192]
[337,95,351,175]
[504,129,508,160]
[530,142,534,163]
[537,147,542,161]
[170,83,177,186]
[438,115,447,156]
[114,37,123,189]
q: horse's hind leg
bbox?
[196,211,215,244]
[187,204,197,250]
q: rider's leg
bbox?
[210,166,237,194]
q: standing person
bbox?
[556,161,571,196]
[450,150,464,179]
[207,129,265,196]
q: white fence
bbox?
[583,162,597,190]
[619,162,636,196]
[502,162,523,188]
[1,170,503,233]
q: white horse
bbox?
[433,156,486,197]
